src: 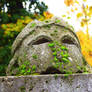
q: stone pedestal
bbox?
[0,74,92,92]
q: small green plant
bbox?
[55,19,61,23]
[64,74,69,78]
[20,86,25,92]
[62,58,69,63]
[16,61,37,76]
[53,51,57,56]
[32,65,36,72]
[48,43,55,47]
[32,54,38,59]
[61,46,68,50]
[54,30,58,32]
[30,23,36,28]
[54,74,58,79]
[43,25,51,29]
[48,41,70,73]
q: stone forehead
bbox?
[12,17,79,55]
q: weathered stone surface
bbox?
[0,74,92,92]
[6,17,91,75]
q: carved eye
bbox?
[32,38,50,45]
[61,36,76,45]
[31,36,52,45]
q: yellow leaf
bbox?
[86,5,88,9]
[75,0,79,4]
[75,7,78,11]
[89,22,91,24]
[66,11,70,14]
[1,24,7,29]
[67,16,71,19]
[83,0,87,2]
[76,30,92,66]
[76,13,83,18]
[80,21,85,27]
[38,17,44,21]
[88,6,92,17]
[82,18,89,23]
[43,11,53,19]
[89,6,92,11]
[88,12,92,17]
[71,8,74,12]
[62,15,66,17]
[64,0,74,6]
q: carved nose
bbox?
[56,51,62,61]
[48,43,63,62]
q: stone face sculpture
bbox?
[6,17,91,75]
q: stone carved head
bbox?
[6,17,91,75]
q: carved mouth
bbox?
[40,67,62,74]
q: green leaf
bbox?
[64,74,69,77]
[61,46,68,50]
[83,72,88,74]
[62,15,66,17]
[77,66,81,70]
[67,16,71,19]
[62,58,69,63]
[57,48,61,51]
[48,43,55,47]
[54,30,58,32]
[54,62,59,68]
[54,57,58,62]
[54,74,58,79]
[27,69,31,73]
[53,52,57,56]
[62,54,69,58]
[30,23,36,28]
[32,65,36,71]
[60,51,64,56]
[32,54,38,59]
[52,48,56,51]
[55,20,61,23]
[21,70,25,74]
[20,64,26,69]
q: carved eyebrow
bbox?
[28,35,52,45]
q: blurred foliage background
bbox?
[63,0,92,67]
[0,0,92,76]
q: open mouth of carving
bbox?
[40,67,62,74]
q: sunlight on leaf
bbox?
[43,11,53,19]
[75,7,78,11]
[66,11,70,14]
[89,6,92,12]
[62,15,66,17]
[80,21,85,27]
[67,16,71,19]
[83,0,87,2]
[88,6,92,17]
[71,8,74,12]
[64,0,92,67]
[75,0,79,4]
[76,13,83,18]
[77,30,92,66]
[86,5,88,9]
[64,0,74,6]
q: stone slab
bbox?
[0,74,92,92]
